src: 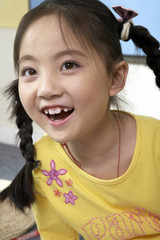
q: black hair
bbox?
[131,26,160,88]
[0,0,160,211]
[0,79,36,211]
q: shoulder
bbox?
[119,111,160,148]
[134,114,160,124]
[121,111,160,130]
[134,114,160,134]
[33,135,68,183]
[117,111,160,143]
[34,135,64,165]
[34,135,60,151]
[34,134,55,147]
[132,114,160,153]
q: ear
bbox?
[109,61,128,96]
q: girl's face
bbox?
[18,15,121,143]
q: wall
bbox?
[0,28,17,145]
[0,28,44,145]
[0,0,28,28]
[0,28,160,145]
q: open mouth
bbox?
[43,107,74,121]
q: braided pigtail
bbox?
[130,26,160,88]
[0,80,39,211]
[113,6,160,88]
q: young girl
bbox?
[1,0,160,239]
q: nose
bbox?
[37,74,64,99]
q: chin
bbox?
[46,132,71,144]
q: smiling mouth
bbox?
[43,107,74,121]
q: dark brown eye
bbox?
[64,62,74,70]
[28,69,37,75]
[61,61,79,71]
[21,68,37,77]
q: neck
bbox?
[66,111,120,168]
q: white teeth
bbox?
[64,108,72,112]
[44,109,49,114]
[48,109,55,115]
[55,108,61,114]
[48,108,61,115]
[44,107,73,115]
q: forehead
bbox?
[20,14,91,58]
[20,15,65,52]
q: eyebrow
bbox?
[19,55,38,65]
[19,49,86,65]
[54,49,86,59]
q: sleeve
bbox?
[32,177,79,240]
[32,193,79,240]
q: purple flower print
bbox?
[42,160,67,187]
[63,191,78,205]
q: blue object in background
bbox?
[30,0,160,56]
[101,0,160,56]
[29,0,44,9]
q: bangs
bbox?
[14,0,122,74]
[58,10,104,53]
[57,6,122,73]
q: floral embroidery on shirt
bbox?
[65,179,73,187]
[42,160,67,187]
[63,191,78,205]
[54,189,61,197]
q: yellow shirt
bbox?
[32,114,160,240]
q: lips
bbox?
[42,106,74,121]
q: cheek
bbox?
[18,81,34,115]
[18,82,24,103]
[18,82,27,106]
[76,78,109,105]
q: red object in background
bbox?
[11,229,39,240]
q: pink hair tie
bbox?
[112,5,138,41]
